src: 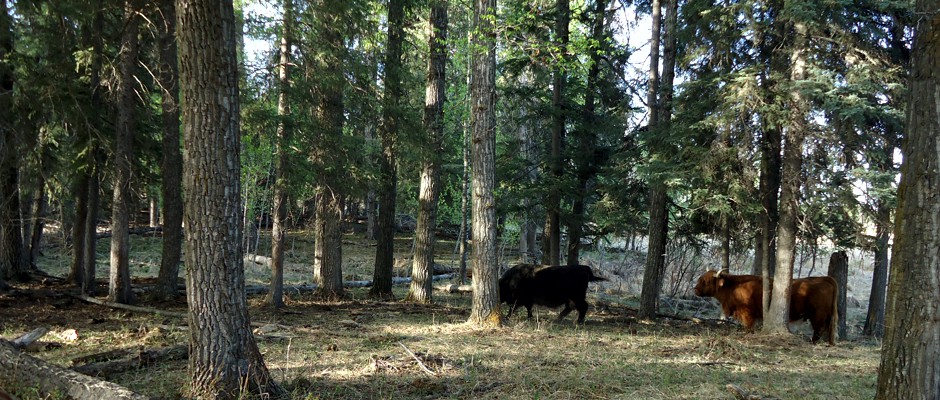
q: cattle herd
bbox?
[498,264,839,345]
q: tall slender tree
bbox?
[154,0,184,301]
[108,0,142,304]
[467,0,501,328]
[764,17,810,336]
[638,0,676,319]
[542,0,569,266]
[875,0,940,395]
[176,0,284,396]
[406,0,448,303]
[370,0,406,299]
[266,0,293,308]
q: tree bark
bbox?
[371,0,406,300]
[176,0,284,396]
[407,0,447,304]
[69,174,90,287]
[313,188,345,299]
[82,165,101,295]
[764,20,809,335]
[0,0,24,284]
[154,0,183,302]
[543,0,569,267]
[875,3,940,397]
[266,0,292,308]
[108,0,141,305]
[864,199,890,337]
[467,0,501,328]
[826,250,847,340]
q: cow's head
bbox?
[693,269,727,297]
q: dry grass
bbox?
[1,232,881,399]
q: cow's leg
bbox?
[506,302,518,319]
[525,303,534,319]
[557,301,574,321]
[574,299,589,324]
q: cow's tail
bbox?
[829,277,839,344]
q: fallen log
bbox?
[0,340,147,400]
[434,284,473,293]
[95,226,162,239]
[11,327,48,349]
[72,345,188,379]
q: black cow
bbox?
[499,264,607,324]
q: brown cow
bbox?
[693,269,838,345]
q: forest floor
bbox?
[0,229,882,399]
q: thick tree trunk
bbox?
[826,250,847,340]
[764,20,809,335]
[154,0,183,302]
[407,0,447,304]
[313,188,345,299]
[108,0,141,305]
[467,0,501,328]
[176,0,284,396]
[266,0,292,308]
[875,4,940,397]
[863,200,890,337]
[371,0,406,300]
[543,0,569,267]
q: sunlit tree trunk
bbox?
[407,0,447,303]
[876,1,940,395]
[467,0,501,328]
[266,0,292,308]
[764,19,809,335]
[154,0,183,302]
[176,0,284,396]
[371,0,406,300]
[108,0,141,304]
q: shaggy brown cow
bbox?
[499,264,606,324]
[693,269,838,345]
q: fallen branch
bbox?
[434,284,473,293]
[72,294,187,319]
[398,342,436,377]
[72,345,188,378]
[95,226,162,239]
[71,349,136,366]
[244,273,456,295]
[11,327,49,349]
[0,340,147,400]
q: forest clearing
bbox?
[1,231,881,399]
[1,0,937,397]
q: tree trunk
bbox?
[875,3,940,396]
[757,3,783,312]
[82,167,101,295]
[69,174,90,287]
[266,0,292,308]
[154,0,183,302]
[467,0,501,328]
[313,188,345,299]
[764,20,809,335]
[826,250,847,340]
[517,74,538,264]
[370,0,406,300]
[457,120,470,284]
[566,0,605,266]
[108,0,141,305]
[638,0,675,320]
[863,200,890,337]
[176,0,284,396]
[407,0,447,304]
[543,0,569,267]
[0,0,24,282]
